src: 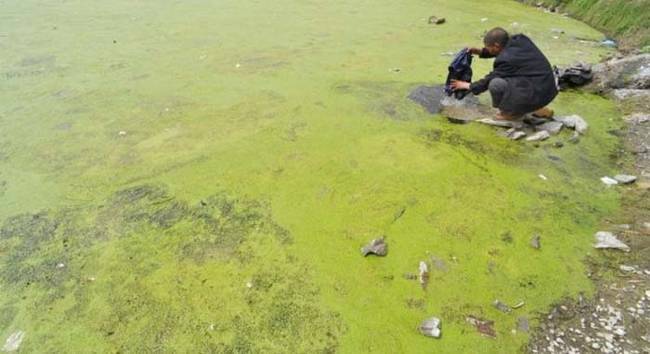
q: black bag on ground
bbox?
[555,63,593,89]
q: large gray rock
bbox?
[590,54,650,92]
[593,231,630,252]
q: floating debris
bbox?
[493,299,512,313]
[538,174,547,181]
[361,237,388,256]
[418,261,429,289]
[593,231,630,252]
[613,174,637,184]
[466,315,496,338]
[2,331,25,352]
[530,234,541,249]
[418,317,441,338]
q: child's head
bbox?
[483,27,509,55]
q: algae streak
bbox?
[0,0,622,352]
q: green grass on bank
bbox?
[521,0,650,49]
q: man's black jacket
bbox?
[469,34,558,114]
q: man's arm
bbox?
[469,71,497,95]
[468,47,496,58]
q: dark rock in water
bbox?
[408,85,446,114]
[418,317,441,338]
[361,237,387,256]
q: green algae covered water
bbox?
[0,0,623,352]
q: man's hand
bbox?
[466,47,482,55]
[450,80,471,91]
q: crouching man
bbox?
[451,27,558,120]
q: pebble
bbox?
[614,174,637,184]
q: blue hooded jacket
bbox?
[444,49,473,99]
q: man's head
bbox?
[483,27,509,56]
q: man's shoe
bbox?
[532,107,554,119]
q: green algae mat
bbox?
[0,0,624,352]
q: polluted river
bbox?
[0,0,628,352]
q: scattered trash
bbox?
[530,234,541,249]
[56,262,65,269]
[118,131,127,136]
[428,16,446,25]
[493,299,512,313]
[389,67,401,73]
[418,317,442,338]
[2,331,25,352]
[466,315,496,338]
[556,115,588,134]
[512,301,525,309]
[361,237,388,256]
[600,39,617,48]
[481,18,488,22]
[593,231,630,252]
[551,28,565,34]
[418,261,429,289]
[600,176,619,186]
[538,174,547,181]
[403,273,417,280]
[525,130,550,142]
[441,51,455,56]
[235,63,241,68]
[613,174,637,184]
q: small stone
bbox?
[517,317,530,332]
[557,115,588,134]
[530,234,541,249]
[593,231,630,252]
[613,174,637,184]
[592,342,601,349]
[493,299,512,313]
[2,331,25,352]
[600,177,619,186]
[619,265,636,272]
[526,130,550,142]
[418,317,441,338]
[536,120,564,135]
[361,237,388,256]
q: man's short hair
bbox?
[484,27,509,47]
